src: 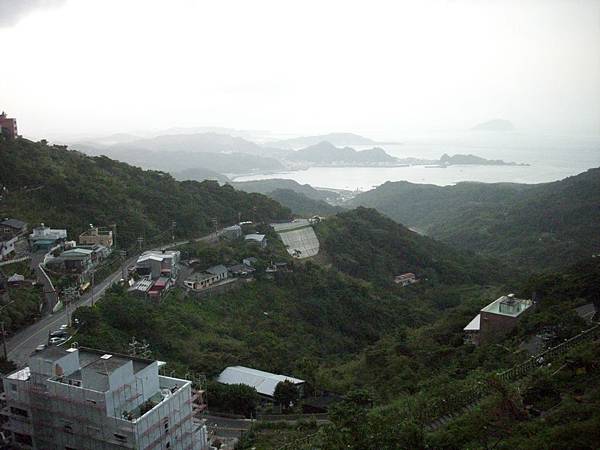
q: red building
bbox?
[0,111,18,139]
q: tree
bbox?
[274,380,299,412]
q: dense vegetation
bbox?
[267,189,344,217]
[240,258,600,449]
[348,168,600,270]
[0,261,43,334]
[315,207,507,286]
[0,138,290,249]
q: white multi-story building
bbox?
[1,347,210,450]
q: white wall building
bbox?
[1,347,210,450]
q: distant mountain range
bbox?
[270,132,381,149]
[69,130,526,178]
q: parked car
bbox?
[50,330,69,339]
[35,344,46,352]
[49,337,67,346]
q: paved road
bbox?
[6,256,136,367]
[5,231,221,367]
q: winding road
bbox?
[5,231,221,367]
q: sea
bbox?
[232,131,600,191]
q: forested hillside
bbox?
[0,138,290,248]
[348,168,600,270]
[315,207,507,285]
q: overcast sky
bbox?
[1,0,599,140]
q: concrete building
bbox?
[135,250,180,280]
[0,347,210,449]
[0,235,17,261]
[0,111,18,140]
[79,226,114,248]
[464,294,534,345]
[394,273,417,287]
[217,366,305,399]
[29,224,67,251]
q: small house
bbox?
[394,273,417,286]
[221,225,242,240]
[79,226,113,248]
[0,218,27,236]
[228,263,255,278]
[245,234,267,248]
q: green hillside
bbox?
[268,189,344,217]
[315,207,507,285]
[0,138,290,248]
[348,169,600,270]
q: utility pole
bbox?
[210,218,218,239]
[137,236,144,253]
[110,223,117,249]
[0,321,7,360]
[171,221,176,242]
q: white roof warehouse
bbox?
[217,366,305,398]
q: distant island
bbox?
[284,141,403,167]
[437,153,527,167]
[471,119,515,131]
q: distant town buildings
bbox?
[79,226,113,248]
[394,272,418,286]
[464,294,534,345]
[1,346,210,449]
[0,111,18,140]
[29,223,67,251]
[217,366,305,399]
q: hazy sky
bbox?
[1,0,599,140]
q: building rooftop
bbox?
[0,218,27,230]
[464,314,481,331]
[245,234,266,242]
[62,248,94,258]
[206,264,228,276]
[7,367,30,381]
[137,250,179,264]
[217,366,305,397]
[481,294,533,318]
[31,345,70,361]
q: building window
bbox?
[164,419,169,433]
[10,383,17,392]
[114,433,127,442]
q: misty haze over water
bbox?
[233,131,600,190]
